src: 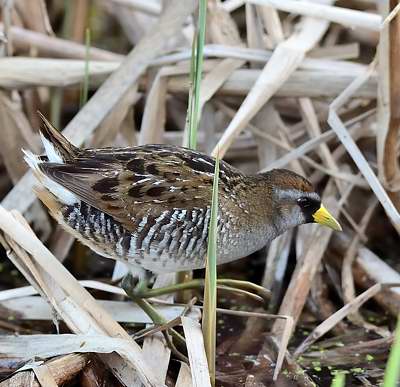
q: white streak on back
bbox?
[40,133,63,163]
[23,149,77,205]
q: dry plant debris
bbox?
[0,1,399,387]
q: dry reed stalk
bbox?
[0,354,89,387]
[154,44,366,72]
[218,102,370,185]
[107,0,161,16]
[13,0,53,35]
[309,120,373,186]
[377,1,391,186]
[1,0,197,215]
[0,90,51,241]
[0,334,169,365]
[167,66,377,99]
[0,295,199,324]
[299,97,345,193]
[0,207,162,387]
[0,23,123,60]
[89,86,140,147]
[1,0,13,56]
[255,104,304,172]
[220,0,244,12]
[106,0,159,46]
[175,363,193,387]
[182,316,212,387]
[380,1,400,210]
[249,0,382,30]
[245,4,264,50]
[139,66,189,145]
[31,365,58,387]
[341,199,378,315]
[0,91,39,183]
[47,225,75,261]
[0,56,374,95]
[357,247,400,298]
[211,0,335,158]
[330,234,400,317]
[69,0,89,43]
[327,60,400,233]
[257,3,284,45]
[308,42,359,60]
[0,57,120,88]
[0,277,203,320]
[259,124,362,172]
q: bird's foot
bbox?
[121,272,150,298]
[121,272,188,358]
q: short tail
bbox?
[22,112,79,205]
[36,111,79,163]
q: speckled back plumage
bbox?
[24,115,321,274]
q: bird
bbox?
[23,114,341,279]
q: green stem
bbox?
[135,278,270,303]
[383,315,400,387]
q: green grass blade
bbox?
[185,0,207,150]
[180,0,207,300]
[202,149,219,386]
[331,372,345,387]
[185,3,215,383]
[185,34,197,144]
[80,27,91,107]
[178,1,207,299]
[383,315,400,386]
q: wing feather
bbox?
[38,145,239,231]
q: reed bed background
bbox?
[0,1,399,386]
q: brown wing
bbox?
[39,145,241,231]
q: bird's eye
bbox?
[297,197,311,208]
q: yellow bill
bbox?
[312,204,342,231]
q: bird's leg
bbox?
[121,273,164,324]
[122,268,153,297]
[121,271,270,354]
[121,272,186,349]
[175,271,193,303]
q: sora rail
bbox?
[24,115,341,277]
